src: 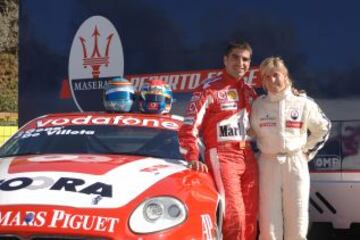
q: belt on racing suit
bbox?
[262,149,304,163]
[218,141,252,150]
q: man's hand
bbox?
[188,160,208,173]
[292,87,306,96]
[247,127,256,138]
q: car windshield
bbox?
[0,125,182,159]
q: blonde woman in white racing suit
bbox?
[250,57,331,240]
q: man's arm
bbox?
[178,88,212,172]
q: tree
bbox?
[0,53,17,112]
[0,0,18,112]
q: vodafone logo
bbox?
[35,115,180,130]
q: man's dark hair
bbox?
[224,40,252,56]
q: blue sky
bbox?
[23,0,360,70]
[151,0,360,70]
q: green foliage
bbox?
[0,0,18,112]
[0,0,18,53]
[0,52,18,112]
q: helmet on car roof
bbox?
[138,79,173,114]
[103,77,135,113]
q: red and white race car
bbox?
[0,112,222,239]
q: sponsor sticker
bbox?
[221,102,237,111]
[219,124,241,138]
[147,102,159,110]
[16,127,95,139]
[312,155,341,170]
[259,114,277,127]
[1,158,187,209]
[226,89,239,101]
[260,122,276,127]
[201,214,213,240]
[0,176,112,198]
[34,115,179,130]
[286,120,303,128]
[217,89,239,102]
[0,209,120,233]
[260,114,276,121]
[217,111,248,141]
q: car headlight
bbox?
[129,196,187,233]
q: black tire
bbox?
[308,222,336,240]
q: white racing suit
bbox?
[250,87,331,240]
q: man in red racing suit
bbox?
[178,41,259,240]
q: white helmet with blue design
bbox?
[103,77,135,112]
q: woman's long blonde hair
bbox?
[259,57,293,89]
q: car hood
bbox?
[0,154,188,209]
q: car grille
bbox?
[0,236,107,240]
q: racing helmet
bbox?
[103,77,135,112]
[138,79,173,114]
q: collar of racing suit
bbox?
[222,69,245,87]
[267,86,292,102]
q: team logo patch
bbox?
[260,114,276,121]
[217,90,227,100]
[227,89,238,101]
[259,113,277,127]
[217,89,239,102]
[147,102,159,110]
[290,109,299,120]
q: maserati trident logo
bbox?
[290,109,300,120]
[69,16,124,112]
[79,25,113,79]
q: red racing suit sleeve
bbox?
[178,87,212,161]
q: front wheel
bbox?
[307,222,336,240]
